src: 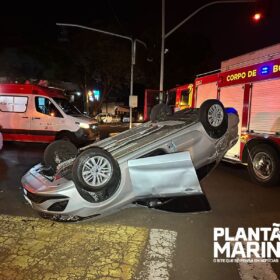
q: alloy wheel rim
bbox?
[207,104,224,127]
[82,156,112,187]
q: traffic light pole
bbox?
[56,23,146,128]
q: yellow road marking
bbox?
[0,215,148,280]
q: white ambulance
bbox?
[0,84,99,145]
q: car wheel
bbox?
[247,144,280,187]
[150,103,172,122]
[56,131,76,143]
[199,99,228,139]
[72,147,121,194]
[43,140,78,171]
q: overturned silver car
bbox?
[22,100,239,221]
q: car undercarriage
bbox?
[22,100,239,221]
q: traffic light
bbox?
[252,12,262,22]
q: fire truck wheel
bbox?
[150,103,172,122]
[43,140,78,171]
[199,99,228,139]
[247,144,280,187]
[72,147,121,195]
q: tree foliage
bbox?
[0,21,214,103]
[66,30,132,103]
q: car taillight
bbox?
[54,174,62,180]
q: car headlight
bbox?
[79,123,90,129]
[91,125,98,130]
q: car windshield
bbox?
[53,98,82,116]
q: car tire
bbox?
[72,147,121,194]
[56,131,76,143]
[150,103,172,122]
[247,144,280,187]
[199,99,228,139]
[43,140,78,171]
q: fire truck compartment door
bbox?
[219,84,244,159]
[196,82,218,108]
[250,79,280,134]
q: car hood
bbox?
[70,115,98,125]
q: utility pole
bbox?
[159,0,257,92]
[159,0,165,95]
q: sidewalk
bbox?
[0,215,148,280]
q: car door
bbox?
[128,152,203,197]
[31,96,65,136]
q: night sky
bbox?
[0,0,279,88]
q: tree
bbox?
[0,45,73,83]
[0,48,44,80]
[63,29,136,107]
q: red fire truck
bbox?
[195,44,280,186]
[144,83,194,121]
[145,43,280,186]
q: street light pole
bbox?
[160,0,165,94]
[56,23,147,129]
[130,40,136,128]
[159,0,257,91]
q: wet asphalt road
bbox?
[0,139,280,280]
